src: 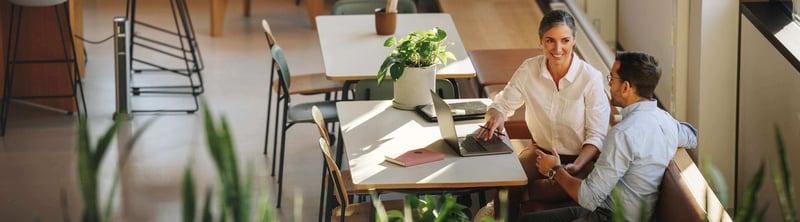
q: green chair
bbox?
[269,43,339,209]
[352,78,458,100]
[331,0,417,15]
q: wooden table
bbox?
[316,14,476,81]
[437,0,543,50]
[336,99,527,190]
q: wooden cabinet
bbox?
[0,0,84,112]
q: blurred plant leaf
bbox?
[182,168,196,222]
[772,126,798,222]
[735,160,765,222]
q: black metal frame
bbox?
[125,0,204,114]
[1,2,87,136]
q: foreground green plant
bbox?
[181,103,276,222]
[76,115,151,222]
[705,125,798,222]
[372,191,469,222]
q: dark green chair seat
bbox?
[352,78,458,101]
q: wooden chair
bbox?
[317,138,405,222]
[312,105,361,222]
[268,42,339,209]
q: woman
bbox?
[477,9,610,220]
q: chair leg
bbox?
[1,5,22,137]
[317,160,329,222]
[276,113,292,208]
[270,96,283,176]
[264,61,276,155]
[55,3,87,119]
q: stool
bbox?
[125,0,204,114]
[2,0,87,136]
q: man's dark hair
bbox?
[539,10,576,38]
[615,52,660,99]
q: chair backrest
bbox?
[331,0,417,15]
[261,19,277,46]
[352,78,457,100]
[270,44,292,96]
[318,138,350,208]
[311,106,331,144]
[654,159,705,222]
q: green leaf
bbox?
[371,190,390,222]
[772,126,799,222]
[703,159,729,208]
[76,116,99,222]
[389,63,405,81]
[385,210,405,221]
[239,164,254,222]
[434,27,447,41]
[200,188,213,222]
[610,187,626,222]
[735,160,765,222]
[384,37,397,47]
[378,57,397,86]
[93,118,122,170]
[182,168,196,222]
[256,184,275,222]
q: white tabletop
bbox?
[336,100,527,190]
[317,13,476,81]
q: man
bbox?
[521,52,698,222]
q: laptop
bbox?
[430,90,513,156]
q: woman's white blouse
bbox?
[489,54,610,155]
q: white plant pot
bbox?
[392,65,436,110]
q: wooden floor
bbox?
[0,0,542,221]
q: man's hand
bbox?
[534,146,562,175]
[477,108,506,141]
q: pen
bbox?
[478,125,506,137]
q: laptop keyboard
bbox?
[460,136,487,152]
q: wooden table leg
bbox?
[244,0,250,17]
[210,0,226,36]
[305,0,323,29]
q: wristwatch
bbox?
[547,165,563,180]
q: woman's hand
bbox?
[564,163,582,174]
[477,108,506,141]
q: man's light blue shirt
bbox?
[578,100,698,221]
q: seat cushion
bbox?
[272,73,343,96]
[484,84,531,139]
[332,0,417,15]
[469,48,543,87]
[288,101,338,123]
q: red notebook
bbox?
[385,148,445,167]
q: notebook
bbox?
[415,100,487,122]
[430,90,513,157]
[384,148,445,167]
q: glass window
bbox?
[794,0,799,22]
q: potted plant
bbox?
[377,27,456,110]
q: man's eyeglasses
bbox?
[606,75,623,82]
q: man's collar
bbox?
[620,99,658,117]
